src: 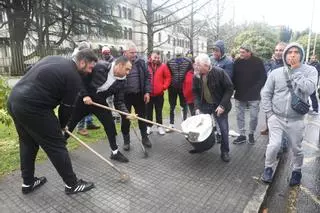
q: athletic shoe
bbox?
[158,127,165,135]
[65,179,94,195]
[22,176,47,194]
[233,135,246,144]
[110,151,129,163]
[261,167,273,184]
[289,170,302,186]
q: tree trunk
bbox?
[147,0,154,55]
[10,40,26,76]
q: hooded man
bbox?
[210,40,234,143]
[211,40,234,79]
[260,43,318,186]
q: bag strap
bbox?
[283,67,294,93]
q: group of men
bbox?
[7,38,319,196]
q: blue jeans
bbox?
[77,114,93,129]
[200,103,230,153]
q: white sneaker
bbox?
[165,124,174,133]
[147,126,152,135]
[158,127,165,135]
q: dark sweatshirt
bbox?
[233,55,267,101]
[8,56,83,127]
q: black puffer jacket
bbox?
[81,60,128,113]
[167,57,192,89]
[193,66,234,114]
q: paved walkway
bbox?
[0,103,270,213]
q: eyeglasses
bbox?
[275,49,284,51]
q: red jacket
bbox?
[183,70,194,104]
[148,62,172,97]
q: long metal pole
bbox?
[312,33,318,56]
[306,0,315,62]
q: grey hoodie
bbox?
[261,42,318,119]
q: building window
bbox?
[167,35,171,44]
[106,6,112,15]
[158,32,161,42]
[118,5,122,18]
[129,28,132,40]
[124,27,128,39]
[122,7,127,19]
[173,38,176,46]
[128,8,132,19]
[0,12,3,23]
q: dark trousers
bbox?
[168,86,187,124]
[146,95,164,126]
[188,103,195,116]
[67,96,118,151]
[121,93,147,138]
[310,91,319,112]
[7,102,77,186]
[200,103,230,153]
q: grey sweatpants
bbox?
[265,114,305,170]
[235,100,260,135]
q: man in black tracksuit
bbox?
[7,49,97,195]
[121,42,151,151]
[67,56,133,162]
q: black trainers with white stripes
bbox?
[22,176,47,194]
[65,179,94,195]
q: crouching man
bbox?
[192,54,234,162]
[67,56,135,163]
[7,49,97,194]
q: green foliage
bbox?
[293,34,320,60]
[279,26,292,42]
[230,24,278,60]
[0,77,11,126]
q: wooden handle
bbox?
[91,102,184,134]
[65,129,121,173]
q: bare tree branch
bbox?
[153,38,169,48]
[138,0,147,21]
[0,21,8,29]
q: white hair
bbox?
[195,53,211,65]
[124,41,137,51]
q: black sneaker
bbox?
[86,123,100,130]
[221,152,230,162]
[261,167,273,184]
[142,136,152,148]
[289,170,302,187]
[233,135,246,144]
[110,151,129,163]
[65,179,94,195]
[248,134,255,145]
[22,176,47,194]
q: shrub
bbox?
[0,76,11,126]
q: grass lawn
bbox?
[0,91,179,177]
